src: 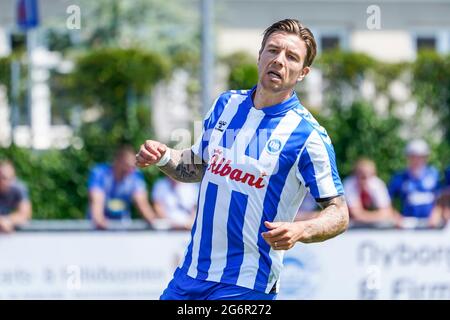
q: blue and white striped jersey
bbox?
[180,87,344,294]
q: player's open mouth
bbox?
[268,70,282,80]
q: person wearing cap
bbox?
[388,139,441,227]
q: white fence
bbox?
[1,226,450,299]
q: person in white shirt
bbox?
[152,176,199,230]
[343,158,395,225]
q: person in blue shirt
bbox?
[388,139,441,227]
[0,160,32,233]
[438,166,450,222]
[88,145,158,229]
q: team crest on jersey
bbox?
[266,138,282,154]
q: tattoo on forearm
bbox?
[301,195,349,243]
[159,149,204,183]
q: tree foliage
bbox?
[412,51,450,143]
[224,50,449,180]
[66,48,170,160]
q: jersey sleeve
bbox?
[191,92,233,163]
[296,129,344,201]
[191,97,220,163]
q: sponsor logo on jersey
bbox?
[207,149,266,189]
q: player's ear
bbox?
[257,49,262,63]
[297,66,311,82]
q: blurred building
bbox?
[215,0,450,61]
[0,0,79,149]
[1,0,450,148]
[213,0,450,136]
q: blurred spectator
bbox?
[152,176,199,230]
[436,166,450,223]
[388,139,442,228]
[87,145,158,229]
[344,158,395,226]
[0,160,32,233]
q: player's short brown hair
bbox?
[259,19,317,67]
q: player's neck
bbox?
[252,86,293,109]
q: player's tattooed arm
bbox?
[299,195,349,243]
[136,140,204,183]
[159,148,205,183]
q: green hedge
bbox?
[0,48,171,219]
[315,101,405,182]
[223,50,450,181]
[1,49,449,219]
[0,146,162,219]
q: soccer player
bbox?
[136,19,349,300]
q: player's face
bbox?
[258,31,310,93]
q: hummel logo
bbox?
[215,120,227,132]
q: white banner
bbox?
[1,227,450,299]
[0,232,189,299]
[278,227,450,300]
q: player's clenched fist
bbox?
[135,140,168,168]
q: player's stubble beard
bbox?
[256,71,297,100]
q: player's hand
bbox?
[136,140,168,168]
[261,221,303,250]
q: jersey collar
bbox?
[248,85,299,116]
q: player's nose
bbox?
[272,52,286,67]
